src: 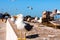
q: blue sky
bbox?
[0,0,60,17]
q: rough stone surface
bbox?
[0,19,6,40]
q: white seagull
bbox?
[15,14,26,30]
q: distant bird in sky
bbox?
[27,6,33,10]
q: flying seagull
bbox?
[27,6,33,10]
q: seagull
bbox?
[15,14,26,30]
[27,6,33,10]
[15,14,33,31]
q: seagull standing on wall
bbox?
[15,14,26,30]
[15,14,33,31]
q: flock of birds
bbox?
[9,9,59,31]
